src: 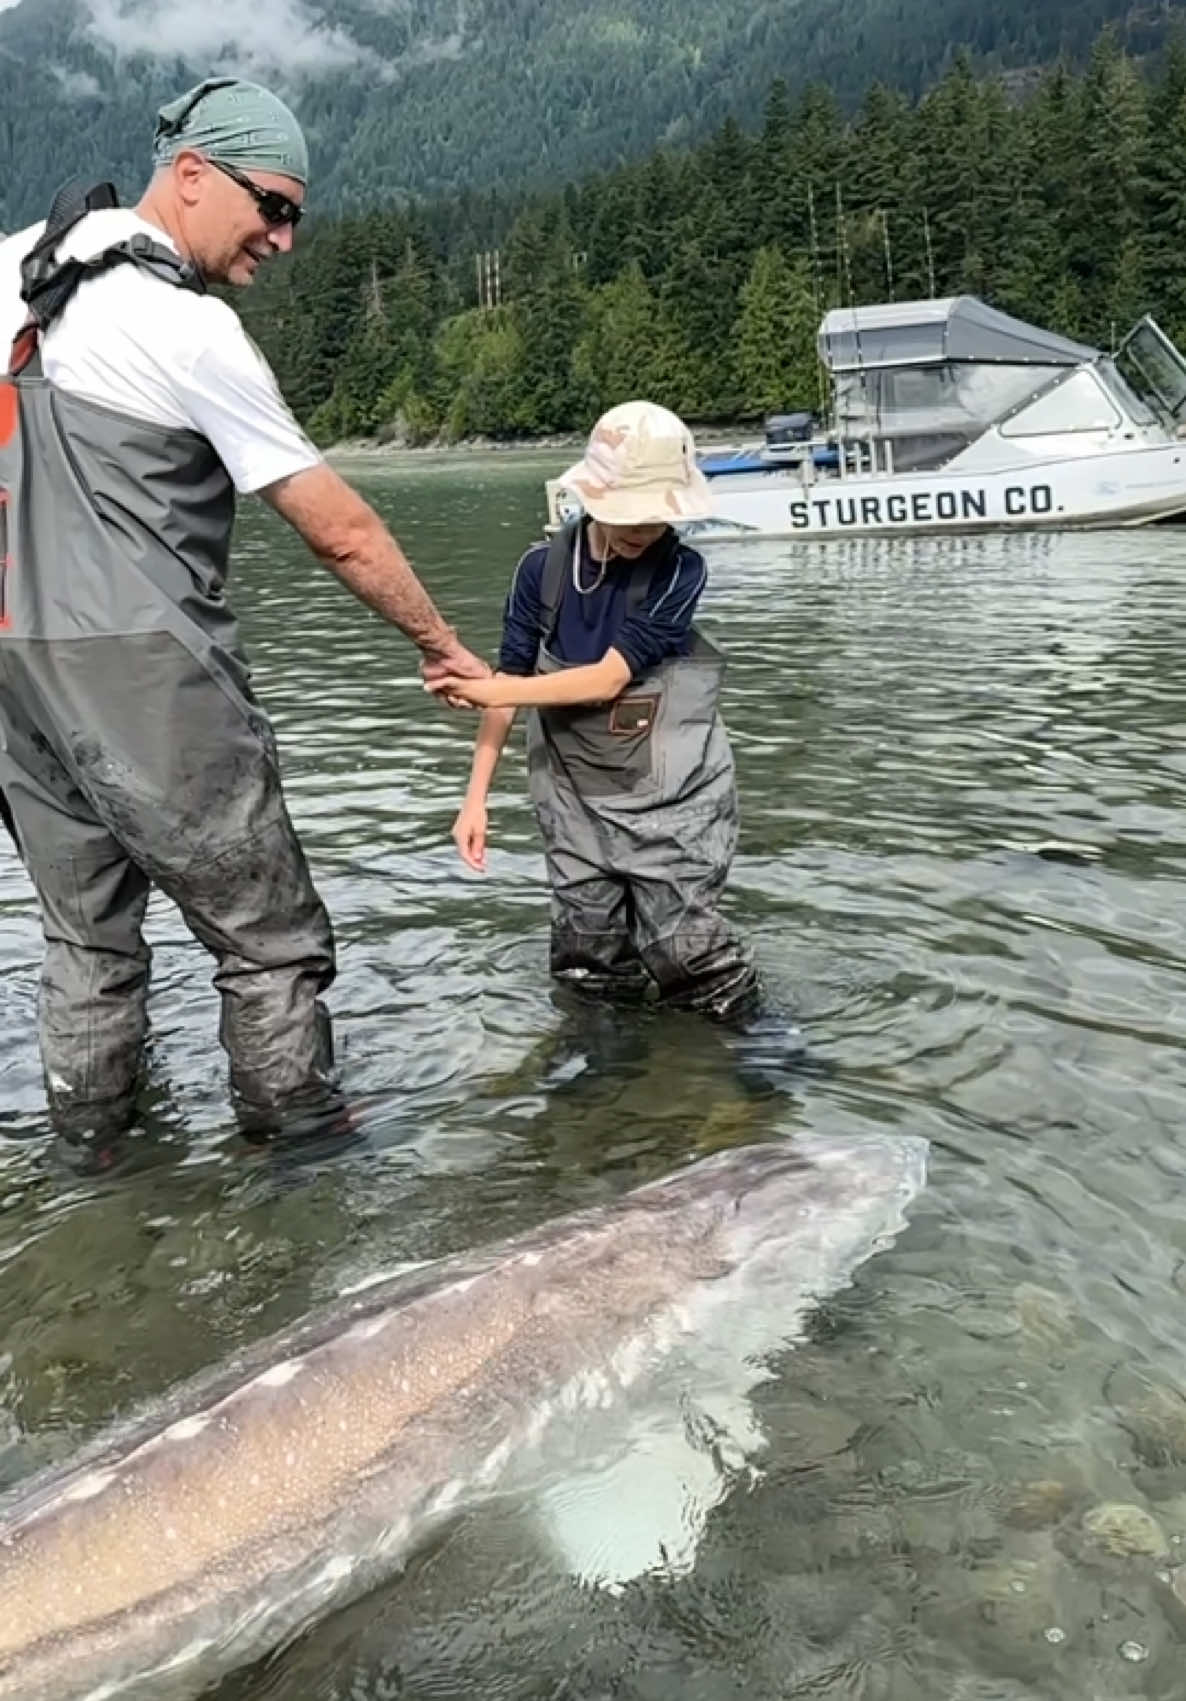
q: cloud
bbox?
[82,0,375,76]
[405,29,463,65]
[52,65,103,96]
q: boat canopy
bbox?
[814,297,1108,470]
[819,297,1099,373]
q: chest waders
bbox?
[524,525,757,1019]
[0,185,336,1148]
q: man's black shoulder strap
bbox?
[10,178,205,377]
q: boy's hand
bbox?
[428,675,513,710]
[453,799,489,871]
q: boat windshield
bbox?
[832,361,1066,470]
[1095,358,1158,427]
[1114,317,1186,427]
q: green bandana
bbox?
[152,77,309,186]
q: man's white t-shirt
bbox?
[0,209,321,495]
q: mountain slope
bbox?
[0,0,1174,228]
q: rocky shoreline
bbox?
[326,432,584,459]
[326,424,747,461]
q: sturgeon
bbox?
[0,1132,926,1700]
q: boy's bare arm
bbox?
[463,701,518,805]
[453,696,517,872]
[430,649,632,711]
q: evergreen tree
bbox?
[756,78,800,252]
[1146,75,1186,338]
[573,262,689,412]
[781,85,848,307]
[913,53,987,292]
[1074,31,1150,337]
[1044,273,1086,343]
[632,151,683,281]
[734,248,821,416]
[505,209,594,432]
[1019,63,1084,317]
[846,84,915,301]
[963,80,1047,315]
[1149,20,1186,133]
[659,236,737,418]
[434,309,528,439]
[1106,235,1149,346]
[581,172,644,287]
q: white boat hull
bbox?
[687,443,1186,543]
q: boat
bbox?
[544,296,1186,543]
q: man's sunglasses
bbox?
[209,158,304,231]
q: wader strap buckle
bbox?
[6,319,38,379]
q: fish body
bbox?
[0,1133,926,1701]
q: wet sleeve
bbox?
[497,547,546,676]
[613,547,708,678]
[174,300,323,494]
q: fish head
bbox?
[643,1131,928,1308]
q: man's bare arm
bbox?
[260,463,487,674]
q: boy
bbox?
[435,400,759,1022]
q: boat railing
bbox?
[828,434,896,479]
[700,432,900,482]
[767,433,897,483]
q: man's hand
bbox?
[420,639,491,687]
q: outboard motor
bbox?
[764,411,814,451]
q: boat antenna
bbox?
[807,179,823,319]
[806,180,828,419]
[836,182,857,313]
[881,207,895,302]
[836,182,865,455]
[922,206,937,298]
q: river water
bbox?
[3,449,1186,1698]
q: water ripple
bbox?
[3,456,1186,1697]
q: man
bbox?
[0,77,487,1154]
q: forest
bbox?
[0,0,1172,226]
[228,29,1186,445]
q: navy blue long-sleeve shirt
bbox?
[497,523,708,680]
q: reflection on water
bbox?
[3,448,1186,1696]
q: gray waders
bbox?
[525,526,757,1019]
[0,186,336,1147]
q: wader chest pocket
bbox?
[609,694,659,736]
